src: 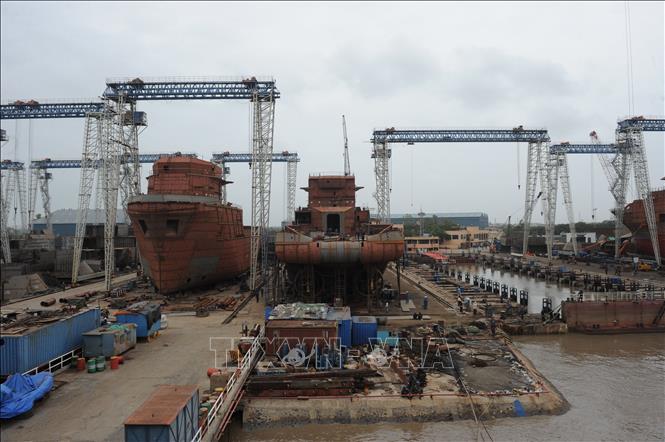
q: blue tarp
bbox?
[0,372,54,419]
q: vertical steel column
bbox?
[28,167,39,231]
[557,153,578,255]
[286,158,297,223]
[628,129,661,266]
[249,90,275,292]
[102,99,123,292]
[0,170,12,263]
[522,142,540,255]
[118,102,142,210]
[373,142,391,223]
[72,112,104,284]
[39,169,52,233]
[15,168,28,231]
[611,132,631,260]
[539,143,557,260]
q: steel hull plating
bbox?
[128,200,250,294]
[622,189,665,258]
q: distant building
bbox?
[441,226,498,249]
[405,236,440,254]
[563,232,597,244]
[391,212,489,228]
[33,209,130,237]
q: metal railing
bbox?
[23,348,80,376]
[191,328,265,442]
[581,290,665,302]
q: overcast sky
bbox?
[1,1,663,227]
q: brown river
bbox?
[231,267,665,441]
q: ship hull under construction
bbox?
[127,155,250,294]
[274,174,404,308]
[622,188,665,259]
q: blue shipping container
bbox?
[326,307,352,347]
[352,316,378,346]
[125,385,199,442]
[115,302,161,338]
[0,308,101,375]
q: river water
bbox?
[455,263,580,315]
[232,269,665,442]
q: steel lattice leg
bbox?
[557,153,578,255]
[286,160,297,223]
[522,142,540,255]
[1,170,12,263]
[611,132,632,260]
[539,143,557,261]
[15,168,28,231]
[373,142,391,223]
[39,169,52,233]
[72,113,103,284]
[27,167,38,231]
[628,129,661,266]
[250,94,275,292]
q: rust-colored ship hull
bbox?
[622,188,665,258]
[127,156,250,294]
[275,174,404,305]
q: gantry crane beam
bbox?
[371,127,552,258]
[211,152,300,222]
[549,144,619,154]
[30,153,197,169]
[617,117,665,132]
[103,77,280,101]
[371,128,550,144]
[0,101,107,119]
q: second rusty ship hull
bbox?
[128,196,250,294]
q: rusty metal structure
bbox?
[275,174,404,310]
[127,155,250,294]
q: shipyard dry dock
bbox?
[1,274,570,440]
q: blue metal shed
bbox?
[124,385,199,442]
[326,306,352,347]
[115,302,161,338]
[351,316,378,346]
[0,308,101,375]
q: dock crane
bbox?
[371,127,554,258]
[343,115,351,176]
[1,77,280,292]
[211,151,300,223]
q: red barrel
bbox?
[110,356,120,370]
[76,357,86,371]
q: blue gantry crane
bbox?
[1,75,280,292]
[371,127,554,258]
[547,142,620,255]
[95,76,280,292]
[211,151,300,222]
[610,116,665,265]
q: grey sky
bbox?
[1,1,663,227]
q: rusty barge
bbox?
[275,173,403,308]
[127,156,250,294]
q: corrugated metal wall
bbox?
[351,316,378,346]
[1,308,101,375]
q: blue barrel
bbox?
[352,316,377,346]
[264,306,273,321]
